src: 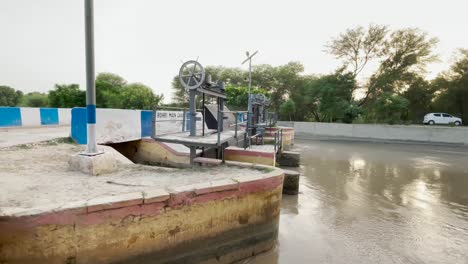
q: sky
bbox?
[1,0,467,103]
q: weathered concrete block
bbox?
[282,169,300,195]
[277,151,300,167]
[68,152,119,176]
[143,189,170,204]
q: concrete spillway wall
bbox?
[0,107,71,128]
[278,121,468,145]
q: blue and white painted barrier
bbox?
[0,107,71,128]
[71,108,207,145]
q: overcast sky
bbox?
[1,0,467,102]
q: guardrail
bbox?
[218,110,247,146]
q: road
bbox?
[0,126,70,148]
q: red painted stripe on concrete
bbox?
[0,174,283,229]
[225,149,275,159]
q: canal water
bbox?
[248,139,468,264]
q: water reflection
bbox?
[251,140,468,264]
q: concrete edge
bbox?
[0,163,284,219]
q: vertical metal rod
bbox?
[280,129,283,152]
[189,90,196,136]
[274,132,277,153]
[202,93,205,136]
[234,113,238,139]
[217,99,221,146]
[219,97,224,132]
[152,108,156,138]
[247,59,252,138]
[182,109,186,132]
[84,0,98,154]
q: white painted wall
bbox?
[58,108,71,125]
[20,108,41,127]
[278,121,468,145]
[154,111,207,136]
[96,109,141,144]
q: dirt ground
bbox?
[0,141,264,210]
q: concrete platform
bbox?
[153,129,245,147]
[0,141,284,263]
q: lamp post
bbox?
[241,50,258,138]
[84,0,98,154]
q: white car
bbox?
[423,113,463,126]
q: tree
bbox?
[20,92,48,107]
[294,70,356,122]
[371,93,410,124]
[119,83,163,110]
[170,62,305,111]
[95,72,127,108]
[402,77,434,122]
[327,24,388,78]
[225,85,269,110]
[279,99,296,121]
[48,84,85,108]
[0,86,23,106]
[432,49,468,123]
[362,28,438,105]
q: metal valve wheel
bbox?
[179,60,205,91]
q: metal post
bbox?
[217,98,221,146]
[234,113,238,139]
[189,90,196,137]
[242,51,258,140]
[152,108,157,138]
[202,93,205,136]
[247,58,252,138]
[84,0,98,154]
[219,97,224,132]
[182,109,186,132]
[274,132,277,153]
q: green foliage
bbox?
[94,73,163,110]
[402,77,434,122]
[327,24,388,78]
[171,62,305,111]
[362,28,438,105]
[95,73,127,108]
[20,92,48,107]
[0,86,23,106]
[118,83,163,110]
[279,99,296,121]
[431,49,468,123]
[48,84,85,108]
[291,70,356,122]
[225,85,269,110]
[371,93,410,124]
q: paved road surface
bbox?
[0,126,70,148]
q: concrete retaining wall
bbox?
[0,107,71,128]
[71,108,207,145]
[0,166,284,264]
[277,121,468,145]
